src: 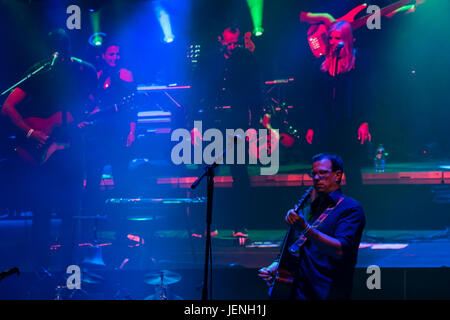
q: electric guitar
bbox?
[15,94,135,166]
[268,187,313,300]
[303,0,420,58]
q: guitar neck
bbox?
[351,0,415,30]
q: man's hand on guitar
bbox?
[29,129,49,146]
[258,262,279,286]
[285,209,308,230]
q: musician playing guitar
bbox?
[1,29,97,269]
[258,153,365,300]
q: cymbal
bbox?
[144,293,183,300]
[144,270,181,286]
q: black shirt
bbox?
[293,189,366,300]
[200,47,262,129]
[308,49,375,137]
[94,67,136,142]
[18,56,97,120]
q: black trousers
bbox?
[19,147,83,270]
[84,137,131,215]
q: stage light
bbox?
[254,27,264,37]
[88,32,106,47]
[154,2,175,43]
[87,3,102,13]
[246,0,264,37]
[88,8,103,47]
[164,36,174,43]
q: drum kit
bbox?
[62,197,203,300]
[53,259,184,300]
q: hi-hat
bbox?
[144,270,181,285]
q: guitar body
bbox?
[266,187,313,299]
[16,111,74,166]
[269,227,299,300]
[14,94,135,166]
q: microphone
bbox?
[334,41,344,53]
[50,51,59,67]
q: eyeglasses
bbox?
[310,170,333,179]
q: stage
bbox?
[0,0,449,302]
[0,219,449,300]
[1,158,449,300]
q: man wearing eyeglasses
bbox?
[258,153,366,300]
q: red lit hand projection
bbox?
[358,122,372,145]
[244,31,256,52]
[306,129,314,145]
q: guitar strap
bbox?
[288,197,344,257]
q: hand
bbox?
[88,106,100,116]
[77,121,91,129]
[306,129,314,144]
[285,208,307,230]
[358,122,371,145]
[258,262,279,285]
[260,113,271,129]
[244,32,256,52]
[30,130,49,146]
[126,131,135,147]
[190,128,202,146]
[246,128,257,143]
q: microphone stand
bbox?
[190,134,241,300]
[332,48,341,100]
[191,161,218,301]
[1,60,52,97]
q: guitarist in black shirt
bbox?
[1,29,97,269]
[258,153,365,300]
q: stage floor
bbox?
[0,218,449,271]
[0,218,449,300]
[1,159,450,299]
